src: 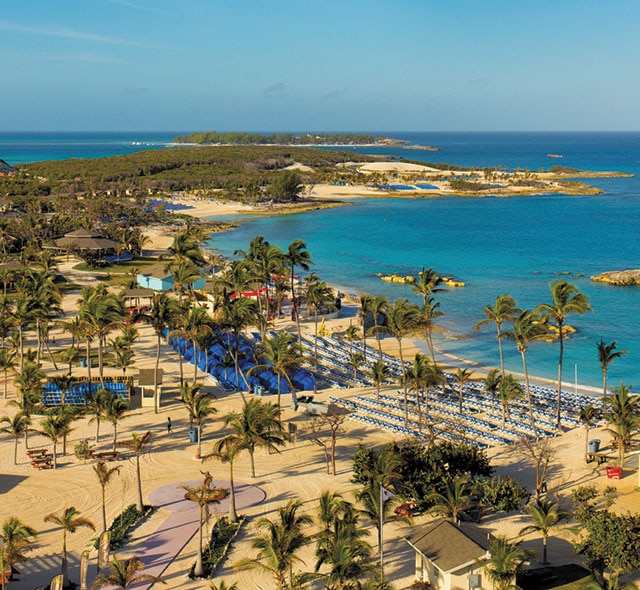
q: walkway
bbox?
[127,479,265,589]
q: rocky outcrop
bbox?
[591,269,640,286]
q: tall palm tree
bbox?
[43,507,95,586]
[497,374,524,427]
[305,278,335,363]
[40,410,73,469]
[182,304,214,383]
[453,368,473,414]
[405,353,431,429]
[536,281,592,430]
[119,431,152,513]
[417,295,444,367]
[367,294,389,359]
[92,554,166,589]
[235,499,312,590]
[179,381,204,430]
[369,360,390,399]
[503,309,548,436]
[579,404,601,462]
[596,339,628,401]
[87,387,111,444]
[358,293,373,358]
[181,471,228,578]
[349,351,365,387]
[483,368,502,414]
[0,516,37,577]
[93,461,121,533]
[223,398,289,478]
[191,391,217,459]
[412,267,446,364]
[474,293,518,376]
[382,299,421,426]
[602,382,640,477]
[426,474,470,522]
[285,239,313,342]
[103,393,129,452]
[0,412,31,464]
[208,434,245,522]
[519,497,571,564]
[143,292,180,413]
[12,359,44,447]
[0,347,16,399]
[251,332,304,417]
[483,535,532,590]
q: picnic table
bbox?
[26,448,49,458]
[586,451,611,465]
[96,450,120,461]
[31,455,53,469]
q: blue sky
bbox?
[2,0,640,131]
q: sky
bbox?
[2,0,640,132]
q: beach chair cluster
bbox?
[42,379,130,407]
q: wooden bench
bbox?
[27,448,49,458]
[96,451,119,462]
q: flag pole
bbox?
[380,482,384,569]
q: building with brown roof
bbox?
[406,519,493,590]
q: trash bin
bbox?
[188,429,198,443]
[588,439,600,453]
[80,358,86,368]
[256,385,264,396]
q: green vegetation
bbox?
[93,504,154,550]
[173,131,387,145]
[189,516,245,579]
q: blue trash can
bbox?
[588,439,600,453]
[188,429,198,443]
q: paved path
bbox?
[126,479,265,589]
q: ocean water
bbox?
[2,131,639,388]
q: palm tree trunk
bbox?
[521,351,537,437]
[556,326,564,431]
[229,461,237,522]
[101,486,107,533]
[584,425,590,462]
[196,423,202,459]
[113,423,117,452]
[398,338,407,427]
[154,335,161,414]
[497,324,505,376]
[135,455,144,512]
[194,505,204,577]
[250,448,256,478]
[52,441,58,469]
[13,438,18,464]
[602,370,608,401]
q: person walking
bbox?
[167,416,172,434]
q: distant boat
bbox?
[547,153,563,158]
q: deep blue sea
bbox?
[2,131,639,389]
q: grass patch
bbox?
[93,504,154,550]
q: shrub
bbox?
[93,503,153,550]
[189,516,245,579]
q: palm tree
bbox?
[536,281,592,430]
[92,554,166,589]
[503,309,548,436]
[497,374,524,427]
[579,404,601,462]
[349,351,365,387]
[417,295,444,366]
[208,434,245,522]
[181,471,228,578]
[143,292,180,413]
[474,293,518,376]
[0,412,31,464]
[367,294,389,359]
[223,398,289,478]
[382,299,421,426]
[519,496,570,564]
[12,359,44,448]
[40,410,73,469]
[179,381,204,430]
[93,461,121,533]
[412,267,446,364]
[369,360,390,399]
[454,367,473,414]
[597,339,628,401]
[119,431,151,512]
[87,387,111,444]
[602,382,640,477]
[358,293,373,358]
[44,507,96,586]
[483,368,502,414]
[342,324,360,357]
[405,353,432,429]
[251,332,304,417]
[285,239,313,341]
[426,474,471,522]
[103,393,129,452]
[235,499,312,590]
[0,347,16,399]
[483,535,533,590]
[191,391,217,459]
[0,516,37,580]
[305,279,335,363]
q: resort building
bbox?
[136,263,206,292]
[0,158,16,176]
[406,519,493,590]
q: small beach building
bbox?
[55,228,119,265]
[138,368,164,409]
[405,519,493,590]
[136,263,206,292]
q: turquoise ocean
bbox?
[2,131,639,389]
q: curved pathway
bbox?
[128,480,265,588]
